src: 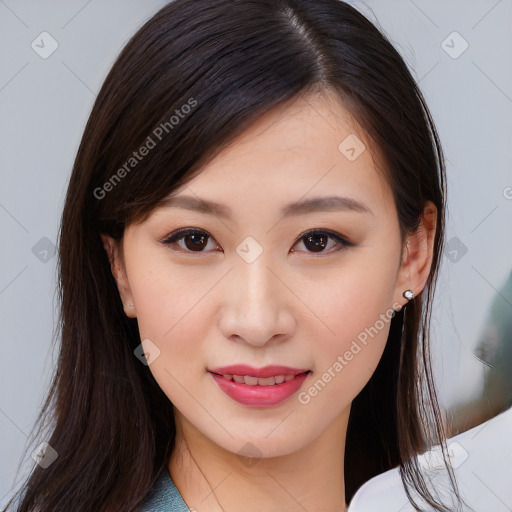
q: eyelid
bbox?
[160,227,353,254]
[291,228,353,249]
[160,227,220,254]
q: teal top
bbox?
[140,469,190,512]
[141,468,351,511]
[141,468,352,511]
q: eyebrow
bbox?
[160,194,373,219]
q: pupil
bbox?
[186,234,207,251]
[305,233,327,252]
[183,232,329,252]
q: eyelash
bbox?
[159,228,353,256]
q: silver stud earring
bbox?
[402,290,414,301]
[123,302,134,308]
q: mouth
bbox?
[207,365,312,407]
[208,371,311,386]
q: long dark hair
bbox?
[4,1,468,510]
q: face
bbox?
[104,89,435,458]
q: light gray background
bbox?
[1,0,511,507]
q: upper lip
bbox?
[208,365,310,378]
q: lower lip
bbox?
[209,371,310,407]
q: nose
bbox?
[218,254,296,347]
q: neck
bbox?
[169,408,350,512]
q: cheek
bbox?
[126,228,401,413]
[299,292,395,412]
[125,254,213,393]
[126,246,207,338]
[299,254,399,403]
[135,281,211,361]
[134,281,213,410]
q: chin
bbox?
[214,430,309,460]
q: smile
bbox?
[214,373,299,386]
[208,368,312,407]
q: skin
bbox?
[103,88,437,512]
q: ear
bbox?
[101,234,137,318]
[393,200,438,309]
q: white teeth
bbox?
[220,374,299,386]
[243,375,259,385]
[256,376,276,386]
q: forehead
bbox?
[165,90,394,220]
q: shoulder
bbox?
[140,468,190,512]
[347,406,512,511]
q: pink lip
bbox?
[207,365,311,407]
[208,365,309,378]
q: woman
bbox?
[3,0,469,510]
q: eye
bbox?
[160,228,219,253]
[160,228,351,255]
[291,229,352,254]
